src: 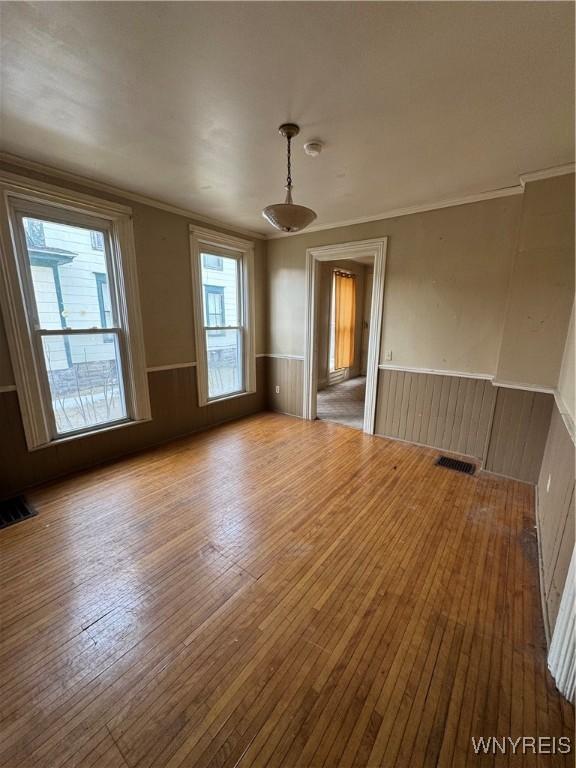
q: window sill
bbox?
[30,416,152,451]
[204,389,256,406]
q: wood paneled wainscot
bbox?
[375,369,496,460]
[266,356,304,417]
[537,404,576,637]
[485,387,554,483]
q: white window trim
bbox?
[189,225,256,407]
[0,172,151,450]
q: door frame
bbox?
[303,237,388,433]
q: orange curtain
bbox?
[334,272,356,369]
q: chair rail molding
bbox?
[303,237,387,434]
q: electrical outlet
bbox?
[385,350,392,361]
[275,385,280,394]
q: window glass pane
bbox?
[202,253,223,270]
[41,332,127,434]
[204,285,225,331]
[206,329,242,399]
[23,217,113,330]
[201,253,239,327]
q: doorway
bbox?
[303,238,387,434]
[315,263,369,429]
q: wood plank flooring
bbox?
[0,412,573,767]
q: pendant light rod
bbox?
[262,122,317,233]
[279,123,299,194]
[286,132,292,190]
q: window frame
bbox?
[0,171,151,449]
[190,226,256,406]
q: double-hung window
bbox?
[0,175,150,448]
[190,227,256,405]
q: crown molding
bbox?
[265,185,523,239]
[0,151,266,240]
[3,151,572,243]
[519,163,575,187]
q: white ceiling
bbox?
[0,2,573,235]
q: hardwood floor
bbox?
[0,412,573,767]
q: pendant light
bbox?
[262,123,317,233]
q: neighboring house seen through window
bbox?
[95,272,114,342]
[90,230,105,251]
[202,253,223,271]
[204,285,225,335]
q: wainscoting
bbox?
[374,369,496,459]
[485,386,554,483]
[537,404,575,637]
[266,362,557,485]
[266,356,304,417]
[0,357,266,497]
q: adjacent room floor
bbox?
[317,375,366,430]
[0,413,573,768]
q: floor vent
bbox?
[0,496,37,529]
[435,455,476,475]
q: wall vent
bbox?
[0,497,37,529]
[435,455,476,475]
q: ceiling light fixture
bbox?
[304,140,323,157]
[262,123,317,233]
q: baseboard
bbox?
[267,407,304,420]
[372,430,480,465]
[479,467,536,486]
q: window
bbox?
[24,218,46,248]
[0,176,151,448]
[329,269,356,378]
[190,227,256,405]
[202,253,223,271]
[90,230,105,250]
[203,285,225,333]
[201,255,241,398]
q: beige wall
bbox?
[267,194,521,374]
[496,174,575,389]
[558,300,575,423]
